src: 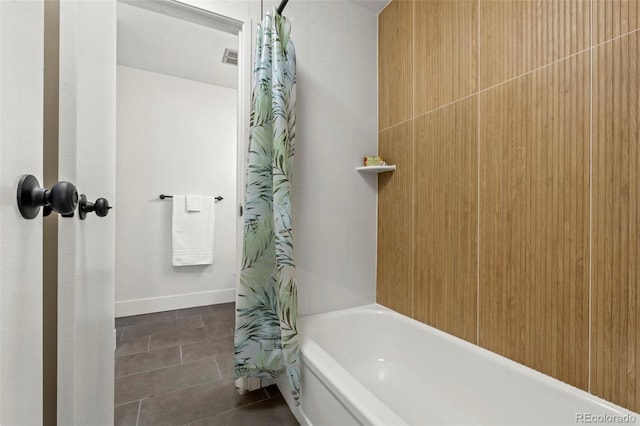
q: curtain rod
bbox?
[277,0,289,15]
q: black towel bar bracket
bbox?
[159,194,223,201]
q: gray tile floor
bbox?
[114,303,299,426]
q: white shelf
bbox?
[356,165,396,173]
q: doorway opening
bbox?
[115,0,246,317]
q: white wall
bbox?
[115,65,237,316]
[268,0,380,315]
[184,0,380,316]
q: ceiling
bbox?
[117,0,390,89]
[117,2,239,89]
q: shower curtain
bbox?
[234,9,299,404]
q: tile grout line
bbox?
[207,393,273,419]
[136,400,142,426]
[115,374,228,407]
[379,116,414,137]
[378,26,640,137]
[115,355,217,380]
[410,0,416,319]
[587,0,593,394]
[115,359,183,380]
[476,0,481,346]
[213,356,223,378]
[179,344,183,364]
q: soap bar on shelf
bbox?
[363,156,386,166]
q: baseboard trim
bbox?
[115,288,235,317]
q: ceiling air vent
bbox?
[222,48,238,66]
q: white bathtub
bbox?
[278,304,639,425]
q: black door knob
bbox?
[79,194,112,220]
[17,174,78,219]
[49,181,78,215]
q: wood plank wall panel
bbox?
[480,0,589,89]
[479,53,590,389]
[591,32,640,413]
[378,0,412,130]
[377,121,414,316]
[414,0,477,115]
[593,0,640,45]
[413,97,478,343]
[377,0,640,414]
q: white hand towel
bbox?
[172,195,215,266]
[186,194,203,212]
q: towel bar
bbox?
[159,194,223,201]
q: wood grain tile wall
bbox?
[413,98,478,343]
[378,0,412,130]
[377,121,414,317]
[592,31,640,411]
[378,0,640,413]
[480,0,589,89]
[593,0,640,45]
[414,0,477,114]
[479,53,590,389]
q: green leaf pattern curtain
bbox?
[234,9,299,404]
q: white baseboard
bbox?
[115,288,235,317]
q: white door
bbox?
[1,1,116,424]
[57,0,117,424]
[0,1,45,424]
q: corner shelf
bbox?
[356,165,396,173]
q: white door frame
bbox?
[236,15,252,296]
[56,1,251,422]
[57,0,117,423]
